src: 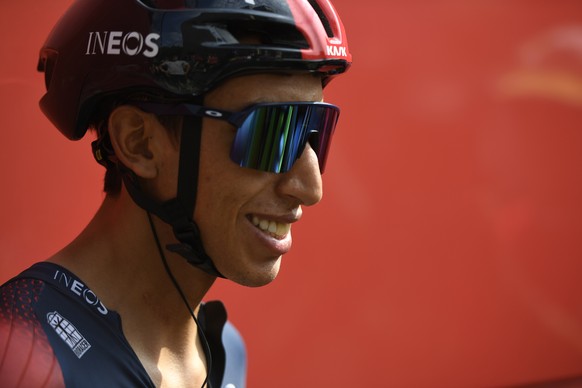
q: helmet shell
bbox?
[38,0,352,139]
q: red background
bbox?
[1,1,582,387]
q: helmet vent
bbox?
[307,0,334,38]
[225,20,310,49]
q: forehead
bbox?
[204,73,324,110]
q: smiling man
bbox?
[0,0,350,387]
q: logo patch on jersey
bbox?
[47,311,92,359]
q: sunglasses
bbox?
[133,101,340,173]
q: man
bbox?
[0,0,351,387]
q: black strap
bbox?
[120,110,224,278]
[177,115,200,219]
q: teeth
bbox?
[260,219,269,230]
[252,216,291,238]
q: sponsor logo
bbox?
[326,45,348,57]
[47,311,92,359]
[204,110,223,118]
[53,270,108,315]
[85,31,160,58]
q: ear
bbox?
[108,105,159,179]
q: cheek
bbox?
[143,140,180,202]
[194,122,239,221]
[193,120,273,226]
[162,149,180,190]
[193,169,235,262]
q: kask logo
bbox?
[86,31,160,58]
[326,45,347,57]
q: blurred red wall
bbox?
[1,1,581,387]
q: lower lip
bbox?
[247,219,293,256]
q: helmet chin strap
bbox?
[121,114,225,278]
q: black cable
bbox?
[147,211,213,388]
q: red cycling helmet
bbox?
[37,0,351,278]
[38,0,352,140]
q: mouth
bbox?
[250,215,292,240]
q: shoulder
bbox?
[0,277,65,387]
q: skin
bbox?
[49,73,324,387]
[197,73,324,286]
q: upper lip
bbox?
[247,209,302,224]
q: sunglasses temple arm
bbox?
[131,101,236,121]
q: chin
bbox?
[224,257,282,287]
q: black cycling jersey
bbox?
[0,262,246,387]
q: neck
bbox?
[49,187,216,348]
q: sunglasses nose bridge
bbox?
[311,130,329,173]
[305,129,320,153]
[288,129,323,174]
[307,127,319,138]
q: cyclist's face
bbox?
[194,73,324,286]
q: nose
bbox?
[275,143,323,206]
